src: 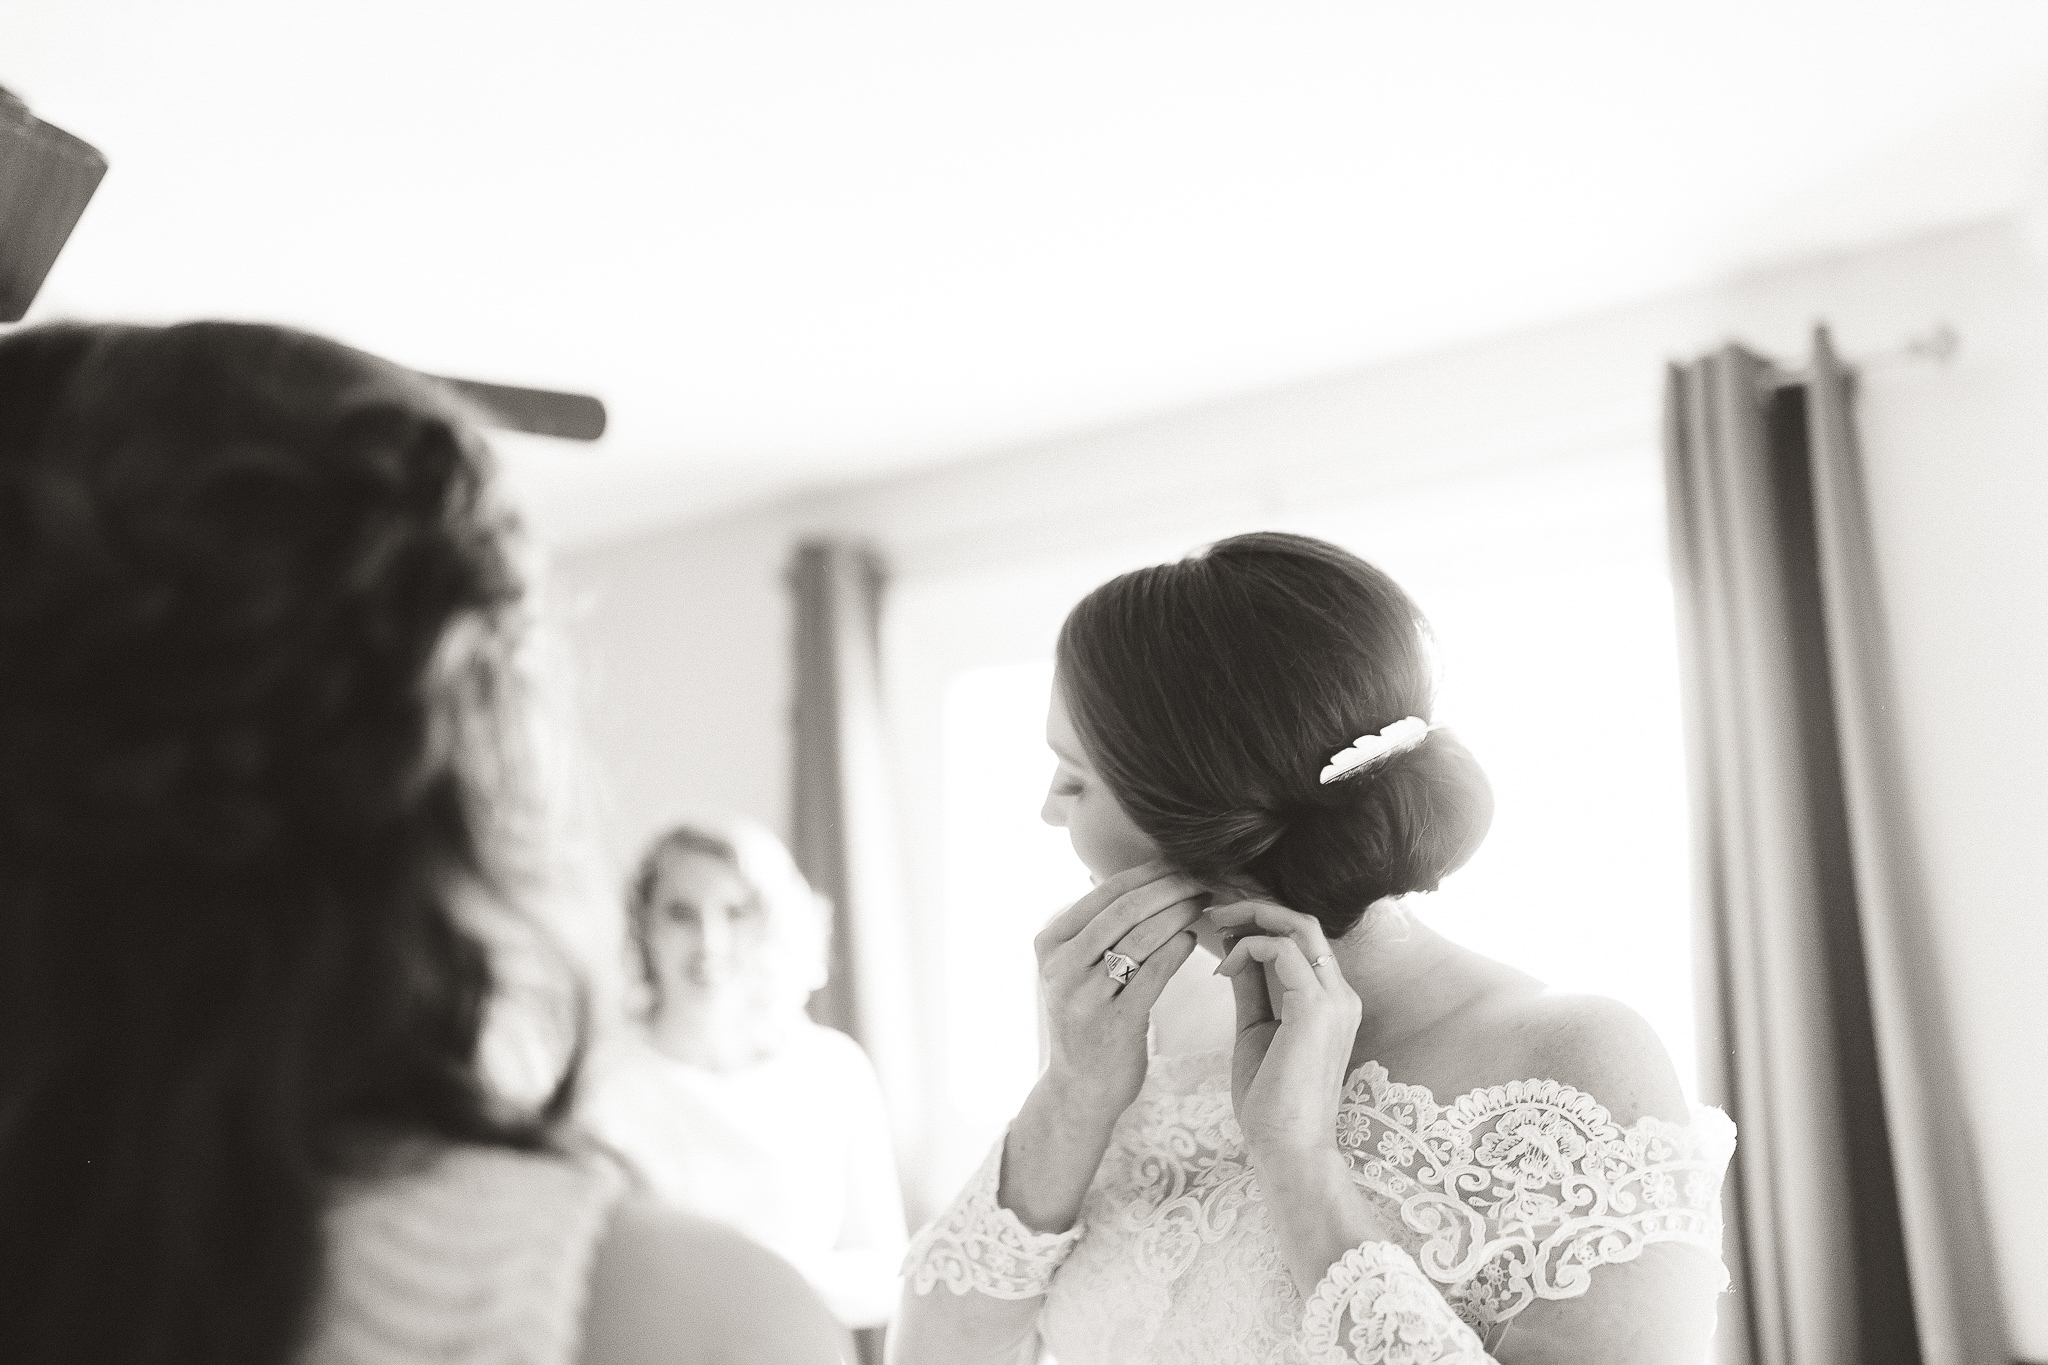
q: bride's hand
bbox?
[1211,900,1361,1163]
[1034,860,1208,1118]
[995,862,1207,1235]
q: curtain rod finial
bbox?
[1770,323,1961,390]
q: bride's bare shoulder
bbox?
[1433,957,1687,1129]
[579,1197,847,1365]
[1475,989,1692,1128]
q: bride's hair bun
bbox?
[1258,727,1492,935]
[1057,532,1492,938]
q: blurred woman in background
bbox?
[588,820,907,1331]
[0,321,844,1365]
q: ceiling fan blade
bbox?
[0,87,109,323]
[430,375,607,442]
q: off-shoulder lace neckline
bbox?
[1114,1043,1734,1345]
[1148,1046,1714,1139]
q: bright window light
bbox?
[938,660,1088,1147]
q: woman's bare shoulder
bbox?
[579,1196,849,1365]
[1477,989,1692,1127]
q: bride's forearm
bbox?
[998,1067,1128,1233]
[1252,1145,1402,1301]
[894,1075,1124,1365]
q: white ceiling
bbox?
[11,1,2048,547]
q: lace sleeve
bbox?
[903,1132,1085,1300]
[1298,1241,1494,1364]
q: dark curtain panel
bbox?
[791,539,884,1037]
[1665,335,1919,1365]
[787,536,920,1126]
[1802,335,2011,1365]
[788,539,918,1365]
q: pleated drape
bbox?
[1802,336,2010,1365]
[1664,331,2005,1365]
[788,540,920,1365]
[787,539,922,1147]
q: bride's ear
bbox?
[1204,871,1269,902]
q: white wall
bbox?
[549,215,2048,1355]
[548,504,796,879]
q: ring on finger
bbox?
[1103,950,1140,986]
[1307,953,1334,970]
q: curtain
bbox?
[1802,336,2011,1365]
[787,538,922,1147]
[789,540,919,1365]
[1664,331,2007,1365]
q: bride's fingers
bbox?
[1225,940,1274,1030]
[1208,899,1332,957]
[1108,899,1207,968]
[1039,860,1171,946]
[1212,933,1263,979]
[1215,930,1318,981]
[1221,934,1338,1035]
[1235,933,1326,1008]
[1062,873,1209,969]
[1208,899,1335,972]
[1118,929,1200,1013]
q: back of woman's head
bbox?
[0,321,573,1365]
[1056,531,1492,939]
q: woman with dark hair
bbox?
[0,321,845,1365]
[587,817,906,1329]
[896,533,1735,1364]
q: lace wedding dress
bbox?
[906,1048,1735,1363]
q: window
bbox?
[936,659,1085,1150]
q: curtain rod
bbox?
[1767,322,1959,389]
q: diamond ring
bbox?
[1308,953,1334,970]
[1103,950,1140,986]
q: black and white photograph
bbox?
[3,4,2044,1364]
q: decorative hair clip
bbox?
[1319,716,1432,785]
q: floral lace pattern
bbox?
[1028,1049,1733,1364]
[903,1131,1085,1299]
[1336,1062,1735,1330]
[1300,1242,1489,1365]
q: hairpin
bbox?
[1319,716,1431,785]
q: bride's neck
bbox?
[1330,902,1468,1054]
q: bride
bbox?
[893,532,1735,1364]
